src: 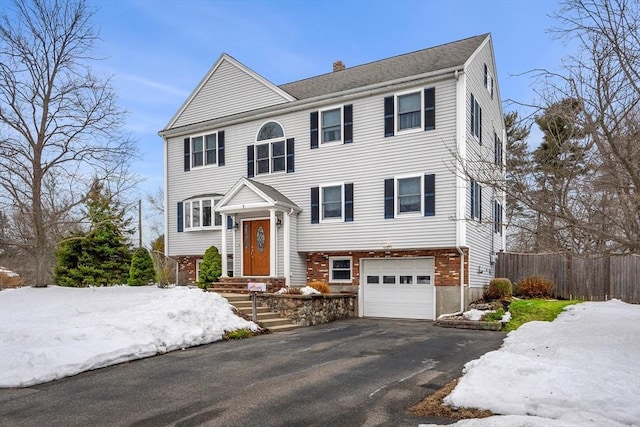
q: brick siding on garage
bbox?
[306,248,469,287]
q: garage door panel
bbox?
[362,258,435,320]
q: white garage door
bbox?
[361,258,435,320]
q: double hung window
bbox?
[470,179,482,220]
[329,257,352,282]
[255,122,285,175]
[248,121,294,176]
[384,174,435,218]
[310,105,352,148]
[183,131,224,171]
[471,94,482,142]
[321,108,341,143]
[310,183,354,223]
[384,88,435,137]
[322,185,343,220]
[397,92,421,131]
[397,176,421,213]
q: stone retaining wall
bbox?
[257,294,357,327]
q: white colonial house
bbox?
[159,33,506,319]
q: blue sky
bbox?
[87,0,566,240]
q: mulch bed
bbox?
[411,377,494,420]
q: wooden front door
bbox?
[242,219,270,276]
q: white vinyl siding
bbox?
[173,58,289,128]
[463,38,506,287]
[166,78,460,257]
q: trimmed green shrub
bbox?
[128,247,156,286]
[197,245,222,289]
[483,277,513,301]
[516,275,554,299]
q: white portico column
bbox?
[220,213,228,278]
[269,209,277,276]
[283,210,291,286]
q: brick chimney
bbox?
[333,60,345,72]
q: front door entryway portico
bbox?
[216,177,302,287]
[243,219,270,276]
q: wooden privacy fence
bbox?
[495,252,640,303]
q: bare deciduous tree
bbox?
[0,0,137,285]
[488,0,640,254]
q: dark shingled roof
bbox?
[248,179,299,208]
[279,34,489,100]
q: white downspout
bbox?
[455,68,467,312]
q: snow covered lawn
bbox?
[0,285,259,388]
[422,299,640,427]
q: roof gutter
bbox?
[158,65,465,138]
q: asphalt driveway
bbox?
[0,318,505,426]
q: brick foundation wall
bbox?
[307,248,469,287]
[177,255,200,285]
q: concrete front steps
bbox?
[220,293,298,332]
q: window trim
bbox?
[319,182,345,222]
[394,89,424,134]
[319,105,343,145]
[183,196,223,231]
[471,94,482,143]
[494,131,503,168]
[254,121,287,175]
[329,256,352,283]
[395,174,423,217]
[470,179,482,221]
[493,200,503,235]
[189,131,220,169]
[196,259,203,283]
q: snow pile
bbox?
[275,286,321,295]
[462,309,489,321]
[426,299,640,427]
[0,285,259,388]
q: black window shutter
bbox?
[479,106,483,144]
[177,202,184,232]
[217,131,225,166]
[484,64,488,88]
[470,179,476,219]
[384,96,394,137]
[343,104,353,144]
[470,94,475,135]
[424,88,435,130]
[247,145,255,178]
[311,187,319,224]
[384,178,394,219]
[286,138,295,173]
[183,138,190,172]
[344,183,354,222]
[310,112,319,149]
[479,184,483,221]
[493,201,499,233]
[227,215,233,230]
[424,174,435,216]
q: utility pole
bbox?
[138,199,142,248]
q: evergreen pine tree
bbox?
[53,180,133,286]
[128,247,156,286]
[197,245,222,289]
[53,232,86,287]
